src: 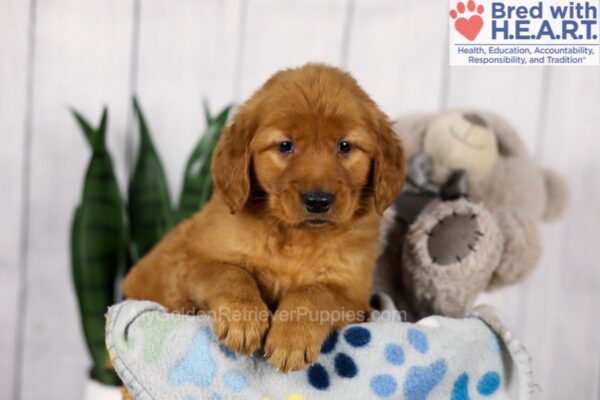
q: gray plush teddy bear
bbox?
[375,110,568,321]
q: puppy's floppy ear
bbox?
[211,115,254,213]
[373,119,407,215]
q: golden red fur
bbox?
[123,63,406,372]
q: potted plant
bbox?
[71,98,231,399]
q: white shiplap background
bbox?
[1,0,599,399]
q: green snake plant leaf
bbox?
[128,97,172,264]
[71,107,125,386]
[175,102,232,222]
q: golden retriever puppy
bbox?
[123,63,406,372]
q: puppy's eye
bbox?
[277,140,294,154]
[337,141,353,154]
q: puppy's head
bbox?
[212,64,406,228]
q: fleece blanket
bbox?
[105,294,534,400]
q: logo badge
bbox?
[449,0,600,65]
[450,1,485,41]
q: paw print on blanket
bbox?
[451,371,501,399]
[169,328,217,388]
[450,333,503,399]
[367,327,448,399]
[169,327,250,398]
[306,325,449,399]
[108,301,519,399]
[306,327,371,390]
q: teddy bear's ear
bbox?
[542,169,568,221]
[392,113,436,158]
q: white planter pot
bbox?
[83,379,122,400]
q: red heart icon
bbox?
[454,15,483,41]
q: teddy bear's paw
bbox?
[403,199,504,317]
[487,209,542,290]
[427,212,480,265]
[406,199,503,276]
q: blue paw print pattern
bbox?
[374,329,446,400]
[320,331,339,354]
[334,353,358,378]
[477,371,501,396]
[451,373,470,400]
[371,374,398,397]
[404,359,447,400]
[307,363,330,390]
[307,327,372,390]
[223,369,249,392]
[344,326,371,347]
[384,343,405,366]
[451,371,501,399]
[169,327,249,398]
[309,325,459,399]
[169,327,216,388]
[408,329,429,353]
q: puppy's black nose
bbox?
[301,190,335,213]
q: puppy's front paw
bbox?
[264,320,329,372]
[212,298,269,355]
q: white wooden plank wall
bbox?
[0,1,598,399]
[348,0,448,113]
[134,0,242,201]
[0,1,30,399]
[520,68,600,399]
[17,1,135,399]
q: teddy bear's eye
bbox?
[497,138,512,157]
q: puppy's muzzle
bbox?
[301,190,335,214]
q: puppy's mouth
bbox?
[303,218,332,227]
